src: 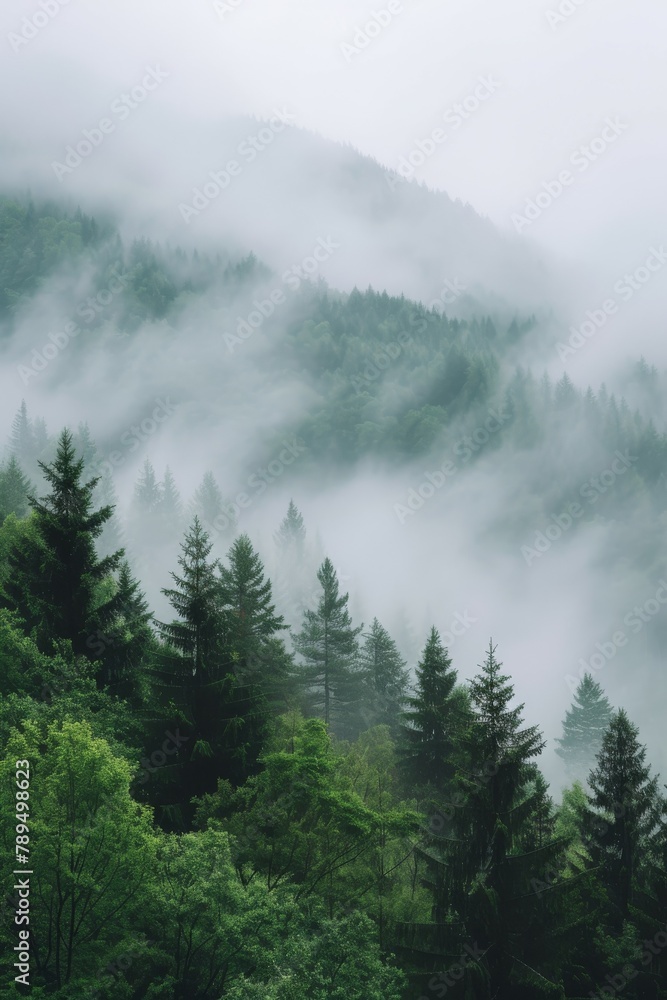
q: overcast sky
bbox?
[2,0,665,268]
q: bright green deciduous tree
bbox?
[0,719,156,992]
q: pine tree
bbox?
[581,709,665,924]
[32,416,50,461]
[462,641,546,854]
[158,516,222,678]
[154,518,268,819]
[556,673,612,782]
[272,499,312,632]
[191,471,223,527]
[94,467,124,560]
[273,499,306,555]
[158,466,182,525]
[358,617,410,734]
[0,456,33,521]
[554,372,577,409]
[9,400,35,464]
[518,771,557,853]
[399,627,462,797]
[73,421,98,471]
[407,641,565,999]
[293,557,363,734]
[190,470,237,541]
[96,559,154,701]
[1,429,124,662]
[632,802,667,992]
[218,533,287,677]
[133,458,161,514]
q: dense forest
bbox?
[1,199,667,998]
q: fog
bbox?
[1,0,667,792]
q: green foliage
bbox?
[0,455,32,521]
[189,469,237,542]
[399,626,464,798]
[158,516,221,676]
[579,710,666,926]
[293,558,363,736]
[0,719,156,991]
[224,910,406,1000]
[1,199,667,996]
[219,532,287,672]
[274,498,306,555]
[358,618,410,735]
[0,430,124,664]
[555,673,613,782]
[0,199,97,320]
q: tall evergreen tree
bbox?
[218,533,288,678]
[0,429,124,662]
[400,642,565,999]
[293,557,363,734]
[73,421,98,470]
[31,415,49,459]
[133,458,161,514]
[158,466,182,528]
[190,470,237,541]
[154,518,267,820]
[359,617,410,734]
[274,498,306,555]
[95,559,155,702]
[272,499,311,631]
[0,455,33,521]
[556,673,612,782]
[453,642,563,998]
[580,709,665,925]
[9,399,35,463]
[158,516,222,677]
[398,627,462,796]
[191,470,222,525]
[94,466,124,559]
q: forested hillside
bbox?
[1,199,667,998]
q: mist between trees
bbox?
[1,409,667,998]
[1,200,667,997]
